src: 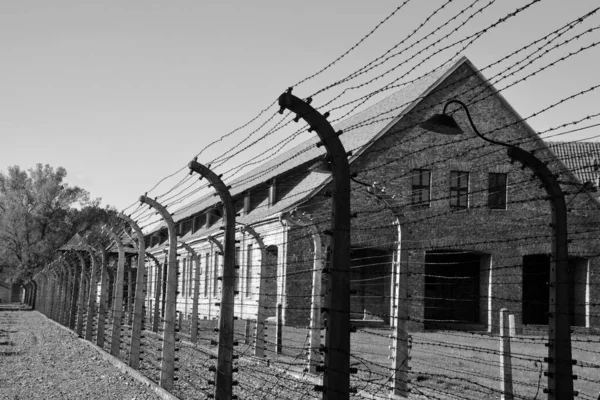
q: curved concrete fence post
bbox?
[63,258,74,327]
[188,159,237,400]
[102,226,126,357]
[178,241,200,342]
[285,210,324,375]
[207,235,223,320]
[279,90,352,398]
[75,252,88,336]
[140,195,178,390]
[50,268,60,321]
[36,273,45,315]
[84,246,99,342]
[367,183,409,398]
[92,244,109,348]
[118,212,147,370]
[145,252,162,333]
[39,271,49,316]
[60,262,70,326]
[46,268,56,320]
[68,256,80,330]
[53,265,64,323]
[238,223,268,359]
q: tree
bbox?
[0,164,115,282]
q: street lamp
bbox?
[421,100,574,400]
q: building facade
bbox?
[143,57,600,334]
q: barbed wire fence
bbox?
[25,1,600,399]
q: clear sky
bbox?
[1,0,599,215]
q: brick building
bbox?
[144,56,600,334]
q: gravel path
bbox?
[0,310,162,400]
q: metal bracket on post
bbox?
[366,183,409,398]
[102,226,127,358]
[188,159,236,400]
[139,196,178,391]
[285,210,324,375]
[279,90,351,399]
[118,213,147,370]
[506,146,573,400]
[178,241,200,343]
[238,223,267,359]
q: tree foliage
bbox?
[0,164,116,282]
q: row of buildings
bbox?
[65,56,600,334]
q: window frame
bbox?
[449,170,470,209]
[411,168,432,207]
[488,172,507,210]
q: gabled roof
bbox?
[545,141,600,186]
[59,233,87,251]
[60,231,137,254]
[166,57,471,229]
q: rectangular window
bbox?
[450,171,469,209]
[213,253,219,298]
[488,173,507,210]
[411,169,431,206]
[204,253,210,298]
[246,244,253,297]
[234,246,240,296]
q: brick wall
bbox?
[280,61,600,333]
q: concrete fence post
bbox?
[239,224,267,358]
[75,252,88,337]
[145,252,161,333]
[69,258,80,330]
[96,246,109,348]
[128,267,134,326]
[276,303,283,355]
[284,211,323,375]
[244,320,251,345]
[367,183,410,398]
[59,264,69,326]
[279,90,351,399]
[103,227,126,358]
[153,255,163,333]
[118,213,147,370]
[188,160,237,400]
[500,309,514,400]
[84,247,99,342]
[139,196,178,390]
[178,242,200,342]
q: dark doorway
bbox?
[522,254,586,326]
[424,250,481,328]
[522,254,549,325]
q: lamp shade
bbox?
[420,114,464,135]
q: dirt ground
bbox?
[0,309,161,400]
